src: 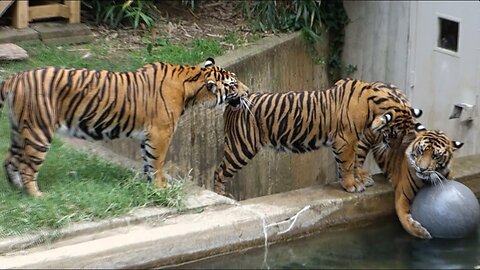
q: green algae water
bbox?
[173,218,480,269]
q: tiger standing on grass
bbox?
[0,58,249,197]
[356,123,463,238]
[214,78,422,198]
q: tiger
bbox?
[0,58,249,197]
[356,123,464,238]
[354,81,422,186]
[214,78,422,198]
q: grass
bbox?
[0,114,186,237]
[0,35,231,237]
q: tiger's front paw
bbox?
[341,176,366,193]
[406,214,432,239]
[355,168,375,188]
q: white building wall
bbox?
[342,1,480,173]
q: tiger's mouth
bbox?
[228,97,242,111]
[408,156,447,185]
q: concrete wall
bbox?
[342,1,480,165]
[99,33,332,200]
[342,1,412,174]
[342,1,411,91]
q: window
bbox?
[438,17,459,52]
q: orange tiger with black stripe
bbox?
[0,58,249,197]
[214,78,422,197]
[357,123,463,238]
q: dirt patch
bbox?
[85,0,271,51]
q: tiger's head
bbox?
[405,124,464,184]
[198,58,249,108]
[371,107,423,147]
[368,81,423,147]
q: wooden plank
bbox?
[12,1,29,29]
[28,3,69,21]
[0,0,14,18]
[65,0,80,23]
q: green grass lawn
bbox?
[0,34,235,237]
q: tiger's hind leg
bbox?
[143,126,176,189]
[5,150,22,189]
[4,129,24,189]
[17,126,54,197]
[140,139,154,182]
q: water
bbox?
[172,218,480,269]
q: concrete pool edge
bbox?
[0,154,479,268]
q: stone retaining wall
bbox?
[99,32,333,200]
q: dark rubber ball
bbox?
[411,180,480,239]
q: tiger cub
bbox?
[357,123,463,238]
[214,78,422,197]
[0,58,249,196]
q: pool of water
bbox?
[172,218,480,269]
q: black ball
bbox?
[411,180,480,239]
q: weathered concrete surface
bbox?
[0,154,478,268]
[0,27,38,43]
[30,22,93,45]
[0,22,92,44]
[98,32,332,200]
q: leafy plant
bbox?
[181,0,197,10]
[241,0,356,83]
[82,0,156,30]
[319,0,356,82]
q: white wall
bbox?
[342,1,480,172]
[408,2,480,157]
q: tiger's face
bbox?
[199,58,249,108]
[405,128,463,184]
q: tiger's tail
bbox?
[0,79,8,114]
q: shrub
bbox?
[82,0,156,30]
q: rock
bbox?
[411,180,480,239]
[0,43,28,60]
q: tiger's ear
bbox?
[206,80,217,93]
[371,111,393,131]
[414,122,427,132]
[411,108,423,118]
[451,141,464,151]
[203,58,215,68]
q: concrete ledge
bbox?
[0,154,479,268]
[0,181,234,255]
[0,22,92,44]
[0,180,393,268]
[0,27,38,43]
